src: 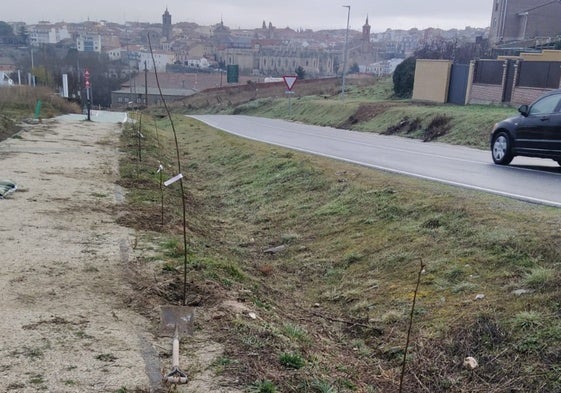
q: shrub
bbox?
[392,57,416,98]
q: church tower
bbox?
[361,15,371,54]
[362,15,371,42]
[162,7,172,40]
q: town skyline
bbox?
[5,0,492,32]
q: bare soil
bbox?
[0,118,238,392]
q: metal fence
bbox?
[517,61,561,89]
[473,60,504,85]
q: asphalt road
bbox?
[191,114,561,208]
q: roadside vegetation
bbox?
[0,85,80,141]
[118,109,561,392]
[2,76,556,391]
[224,77,515,150]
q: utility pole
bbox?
[144,60,148,107]
[341,5,351,98]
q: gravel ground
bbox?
[0,116,160,392]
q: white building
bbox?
[185,58,210,69]
[138,51,176,73]
[364,58,404,76]
[106,48,123,61]
[77,34,102,53]
[29,23,70,46]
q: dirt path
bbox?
[0,118,160,392]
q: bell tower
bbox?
[162,7,172,40]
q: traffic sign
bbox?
[283,75,297,91]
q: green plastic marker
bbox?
[34,99,42,119]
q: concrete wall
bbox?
[412,59,452,103]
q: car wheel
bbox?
[491,132,513,165]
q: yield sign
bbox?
[283,75,298,91]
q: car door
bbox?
[516,92,561,155]
[540,95,561,157]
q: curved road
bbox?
[191,115,561,208]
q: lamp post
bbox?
[341,5,351,98]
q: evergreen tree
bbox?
[392,57,416,98]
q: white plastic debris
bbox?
[463,357,478,370]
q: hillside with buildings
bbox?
[5,2,561,108]
[0,9,488,100]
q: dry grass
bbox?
[117,113,561,392]
[0,86,80,120]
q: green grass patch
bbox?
[117,113,561,392]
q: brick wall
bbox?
[511,86,554,107]
[169,75,377,111]
[468,84,504,105]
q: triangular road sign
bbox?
[283,75,298,91]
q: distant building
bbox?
[111,86,196,109]
[77,34,102,53]
[363,58,404,76]
[29,23,70,46]
[138,51,176,72]
[490,0,561,44]
[162,8,172,41]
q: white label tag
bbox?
[164,173,183,187]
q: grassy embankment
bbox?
[118,102,561,392]
[224,77,516,149]
[0,86,80,141]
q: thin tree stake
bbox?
[399,259,426,393]
[137,112,142,162]
[148,33,189,307]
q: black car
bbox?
[491,89,561,165]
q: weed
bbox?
[18,346,44,359]
[74,330,93,339]
[311,379,338,393]
[281,232,301,243]
[445,266,465,284]
[249,379,277,393]
[512,311,544,331]
[279,352,305,369]
[96,353,118,362]
[344,252,364,265]
[524,267,556,289]
[281,323,309,342]
[91,192,107,198]
[161,238,183,258]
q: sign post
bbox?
[283,75,298,116]
[84,69,91,121]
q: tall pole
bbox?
[144,60,148,107]
[341,5,351,98]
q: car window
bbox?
[529,94,561,115]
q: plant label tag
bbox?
[164,173,183,187]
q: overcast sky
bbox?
[6,0,492,32]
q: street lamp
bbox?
[341,5,351,97]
